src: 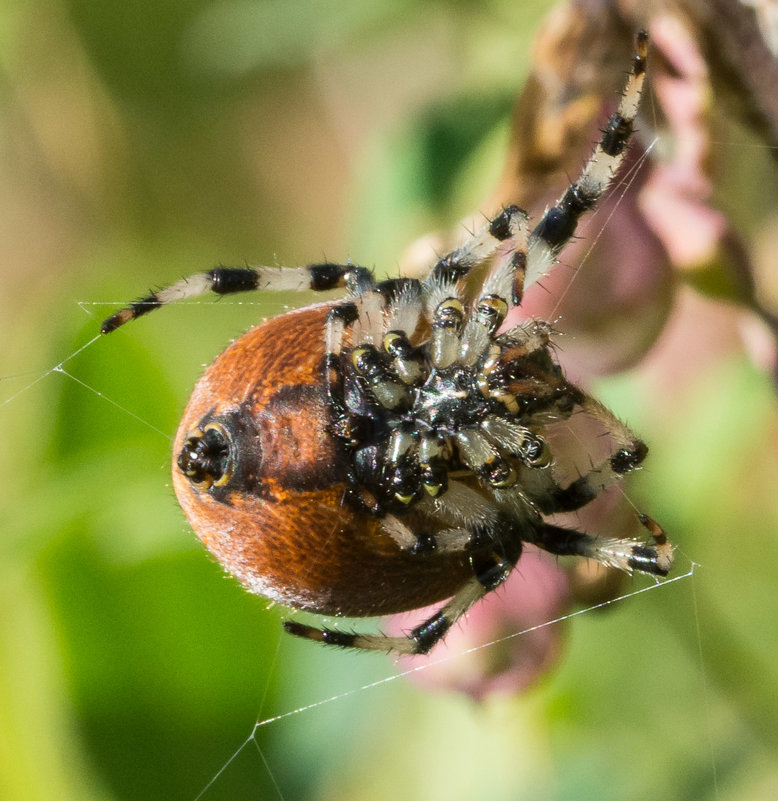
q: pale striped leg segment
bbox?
[284,524,522,655]
[530,514,674,577]
[524,30,648,288]
[101,262,373,333]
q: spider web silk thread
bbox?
[189,564,696,801]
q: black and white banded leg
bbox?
[421,205,529,370]
[284,530,523,655]
[383,481,521,555]
[524,30,648,287]
[424,205,528,289]
[100,262,373,333]
[541,390,652,514]
[531,514,674,578]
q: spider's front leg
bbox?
[524,382,674,577]
[524,30,648,287]
[100,262,374,333]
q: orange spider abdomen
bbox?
[172,303,470,617]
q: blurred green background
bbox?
[2,1,778,799]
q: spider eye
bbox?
[177,423,234,488]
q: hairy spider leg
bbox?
[524,29,648,287]
[424,205,528,289]
[483,364,673,576]
[383,478,526,554]
[284,516,523,655]
[100,262,374,333]
[531,514,674,577]
[283,508,670,655]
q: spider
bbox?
[102,31,673,655]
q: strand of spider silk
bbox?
[192,728,290,801]
[0,334,102,411]
[54,365,171,439]
[79,298,295,315]
[0,332,170,440]
[690,566,721,799]
[191,634,288,801]
[250,565,695,732]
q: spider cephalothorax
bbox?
[333,264,573,518]
[102,31,673,655]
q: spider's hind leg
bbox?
[283,550,518,655]
[284,514,524,655]
[532,514,674,578]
